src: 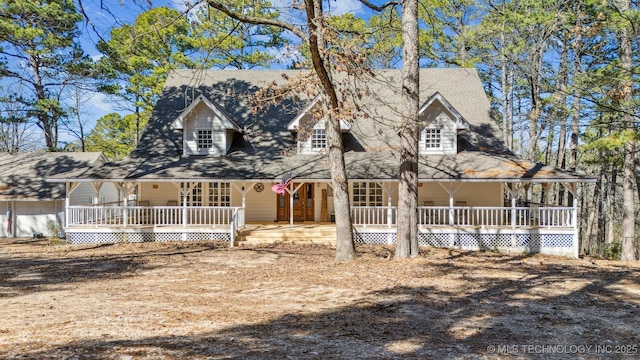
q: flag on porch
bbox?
[271,172,292,195]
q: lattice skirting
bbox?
[355,230,576,257]
[353,231,396,245]
[67,232,230,245]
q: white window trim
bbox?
[310,129,327,151]
[180,182,231,207]
[422,127,443,151]
[352,182,383,207]
[208,182,231,207]
[197,129,214,150]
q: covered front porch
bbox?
[58,178,582,257]
[64,202,578,258]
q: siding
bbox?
[297,120,326,155]
[70,182,119,205]
[418,182,502,207]
[183,102,228,155]
[419,103,457,155]
[139,182,180,206]
[244,184,277,222]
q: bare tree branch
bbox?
[205,1,309,42]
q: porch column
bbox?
[179,182,197,228]
[115,182,136,228]
[65,182,81,229]
[563,183,580,258]
[438,182,461,226]
[232,182,254,209]
[505,183,521,230]
[91,182,103,204]
[382,182,397,228]
[287,183,305,228]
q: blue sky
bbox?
[70,0,369,146]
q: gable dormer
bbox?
[170,95,241,156]
[287,96,351,154]
[418,92,469,155]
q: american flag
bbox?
[271,173,292,195]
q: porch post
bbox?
[437,182,460,226]
[504,183,520,230]
[449,194,454,226]
[289,182,294,227]
[123,184,129,228]
[231,182,253,209]
[181,183,196,228]
[287,182,305,228]
[65,182,81,229]
[382,182,396,228]
[511,196,517,230]
[563,183,580,258]
[91,182,103,204]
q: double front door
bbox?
[277,183,314,222]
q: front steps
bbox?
[236,223,336,246]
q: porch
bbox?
[64,204,578,257]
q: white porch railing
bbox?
[418,206,574,228]
[67,205,245,228]
[347,206,574,228]
[351,206,397,228]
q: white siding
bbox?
[419,103,457,155]
[70,182,119,205]
[418,183,502,207]
[139,182,180,206]
[183,102,228,155]
[244,184,277,222]
[297,121,326,155]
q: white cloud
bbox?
[84,92,115,114]
[325,0,364,15]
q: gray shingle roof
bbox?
[51,69,592,183]
[0,152,104,200]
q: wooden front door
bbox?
[276,183,314,222]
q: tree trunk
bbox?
[617,0,636,261]
[306,0,355,261]
[205,0,357,261]
[396,0,419,258]
[325,103,356,261]
[583,166,603,255]
[555,37,569,205]
[606,160,617,245]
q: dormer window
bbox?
[170,95,241,156]
[287,95,351,154]
[423,128,442,149]
[418,92,470,155]
[311,129,327,150]
[197,130,214,150]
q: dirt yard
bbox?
[1,238,639,359]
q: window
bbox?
[180,182,203,206]
[423,128,441,149]
[197,129,213,150]
[310,129,327,150]
[352,182,383,206]
[209,182,231,206]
